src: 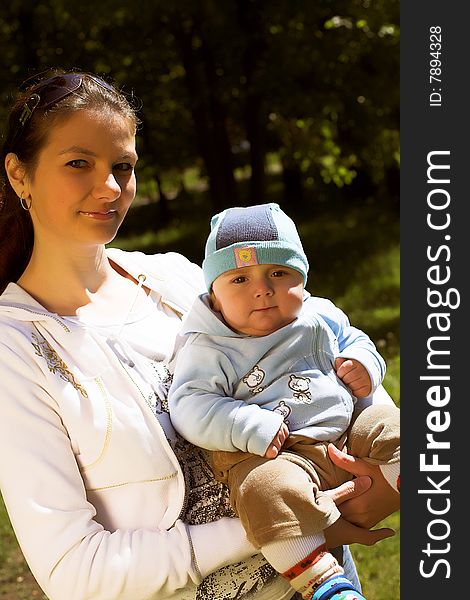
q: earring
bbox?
[19,192,32,211]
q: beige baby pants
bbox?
[209,403,400,548]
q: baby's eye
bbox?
[232,276,247,284]
[67,159,88,168]
[272,270,287,277]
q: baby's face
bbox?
[211,264,304,336]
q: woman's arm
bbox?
[0,341,255,600]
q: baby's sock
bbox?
[380,460,400,492]
[262,534,343,599]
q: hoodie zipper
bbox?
[106,273,189,523]
[115,355,189,521]
[2,306,71,332]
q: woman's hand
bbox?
[322,444,399,548]
[324,515,394,549]
[327,444,400,529]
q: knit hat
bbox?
[202,203,309,290]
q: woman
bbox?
[0,70,395,600]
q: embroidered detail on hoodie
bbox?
[31,333,88,398]
[242,365,266,395]
[288,374,312,403]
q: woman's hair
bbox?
[0,68,140,294]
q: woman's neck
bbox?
[17,242,117,315]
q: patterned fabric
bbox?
[157,367,294,600]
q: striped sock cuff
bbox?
[380,461,401,492]
[287,552,343,599]
[283,544,329,581]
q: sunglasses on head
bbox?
[12,73,115,147]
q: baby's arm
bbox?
[264,421,289,458]
[307,295,386,395]
[169,340,285,456]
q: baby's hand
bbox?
[264,422,289,459]
[335,357,372,398]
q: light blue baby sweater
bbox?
[169,293,385,457]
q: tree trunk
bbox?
[17,4,40,73]
[172,18,238,211]
[237,0,267,204]
[281,156,304,206]
[245,92,266,204]
[154,173,170,223]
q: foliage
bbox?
[0,0,399,211]
[0,3,399,597]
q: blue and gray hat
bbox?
[202,203,309,290]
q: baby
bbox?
[169,203,400,600]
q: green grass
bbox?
[351,512,400,599]
[0,187,400,598]
[0,496,47,599]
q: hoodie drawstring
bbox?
[106,273,147,368]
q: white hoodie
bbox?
[0,248,293,600]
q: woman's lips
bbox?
[79,210,117,220]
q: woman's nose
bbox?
[93,173,121,200]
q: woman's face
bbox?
[24,109,137,248]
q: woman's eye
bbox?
[113,162,134,172]
[67,159,88,168]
